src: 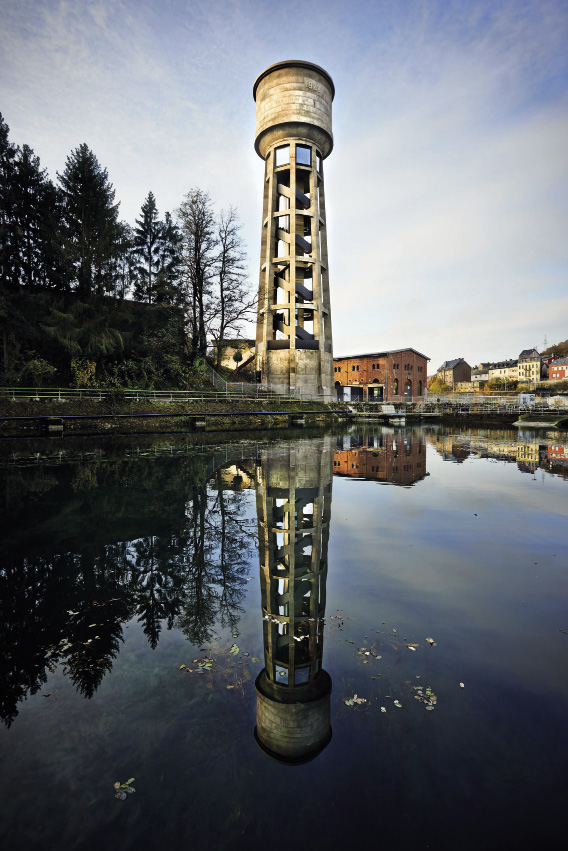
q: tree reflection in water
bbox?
[0,449,256,726]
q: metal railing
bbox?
[0,385,337,406]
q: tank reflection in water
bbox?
[253,438,334,763]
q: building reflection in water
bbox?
[253,437,334,764]
[333,430,427,486]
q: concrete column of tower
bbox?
[253,61,335,400]
[253,437,334,764]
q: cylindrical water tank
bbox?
[253,60,334,159]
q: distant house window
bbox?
[372,364,375,369]
[393,378,398,394]
[356,365,359,371]
[352,366,355,372]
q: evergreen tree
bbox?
[0,113,18,290]
[7,145,63,290]
[57,144,121,299]
[132,191,162,303]
[154,211,182,304]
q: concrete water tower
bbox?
[253,61,335,399]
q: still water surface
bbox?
[1,426,567,850]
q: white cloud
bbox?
[1,0,567,364]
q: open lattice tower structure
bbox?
[253,60,335,399]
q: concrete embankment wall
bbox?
[0,398,348,438]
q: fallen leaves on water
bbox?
[344,694,368,707]
[425,637,437,646]
[459,682,465,688]
[393,700,402,708]
[252,657,260,663]
[114,778,135,800]
[380,706,387,713]
[229,644,239,655]
[411,684,437,710]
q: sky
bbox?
[1,0,567,371]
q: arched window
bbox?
[418,380,422,395]
[393,378,398,395]
[404,379,412,401]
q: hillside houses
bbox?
[438,348,556,390]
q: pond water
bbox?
[0,425,567,850]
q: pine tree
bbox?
[57,144,121,299]
[9,145,63,290]
[154,211,182,304]
[132,191,163,303]
[0,113,18,290]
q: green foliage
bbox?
[232,349,243,365]
[71,357,97,388]
[22,354,57,386]
[486,377,518,392]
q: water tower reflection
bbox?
[253,437,333,764]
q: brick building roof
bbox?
[335,348,429,360]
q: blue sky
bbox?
[2,0,567,370]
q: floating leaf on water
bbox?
[114,782,120,788]
[425,637,436,645]
[279,671,286,676]
[459,682,465,688]
[393,700,402,708]
[252,657,260,663]
[242,652,249,657]
[179,664,186,670]
[425,705,435,711]
[407,646,416,651]
[232,633,239,638]
[380,706,387,713]
[229,644,239,655]
[126,778,135,784]
[226,685,234,689]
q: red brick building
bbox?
[333,348,429,402]
[548,358,568,381]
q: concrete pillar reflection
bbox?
[254,437,333,763]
